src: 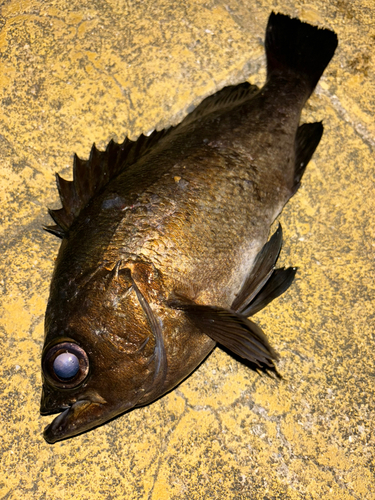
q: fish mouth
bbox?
[43,399,106,444]
[42,393,138,444]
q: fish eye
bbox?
[53,352,80,379]
[42,342,89,389]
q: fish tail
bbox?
[265,12,338,96]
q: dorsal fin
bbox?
[45,129,170,237]
[180,82,259,128]
[45,82,259,238]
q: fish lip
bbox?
[43,399,100,444]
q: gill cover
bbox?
[41,263,167,443]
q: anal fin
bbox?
[293,122,323,193]
[240,267,297,317]
[231,225,283,313]
[231,223,297,316]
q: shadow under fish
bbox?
[40,12,338,443]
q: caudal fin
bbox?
[265,12,338,95]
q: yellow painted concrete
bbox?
[0,0,374,498]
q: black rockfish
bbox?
[40,13,337,443]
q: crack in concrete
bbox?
[316,86,375,149]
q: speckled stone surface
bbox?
[0,1,374,498]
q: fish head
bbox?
[40,260,167,443]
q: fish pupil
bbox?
[53,352,80,379]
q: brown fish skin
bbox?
[41,13,337,443]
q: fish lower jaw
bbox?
[43,399,97,444]
[43,407,71,442]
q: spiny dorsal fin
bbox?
[46,129,170,238]
[46,83,259,238]
[180,82,259,128]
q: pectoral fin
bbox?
[168,299,278,367]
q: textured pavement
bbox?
[0,0,374,498]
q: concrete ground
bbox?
[0,0,374,498]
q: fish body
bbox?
[41,13,337,442]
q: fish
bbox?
[40,12,337,443]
